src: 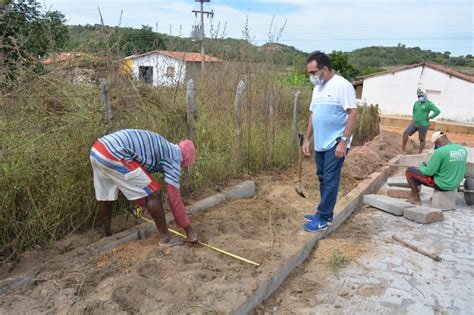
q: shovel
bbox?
[295,132,306,198]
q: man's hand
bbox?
[303,139,311,156]
[335,140,347,158]
[426,114,430,120]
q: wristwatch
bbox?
[341,136,350,144]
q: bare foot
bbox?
[159,235,184,247]
[406,198,421,205]
[184,226,198,243]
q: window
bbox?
[166,66,176,78]
[138,66,153,84]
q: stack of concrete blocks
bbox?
[363,194,443,224]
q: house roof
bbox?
[357,62,474,84]
[125,50,222,62]
[41,52,93,65]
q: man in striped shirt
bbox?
[89,129,197,246]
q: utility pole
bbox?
[192,0,213,71]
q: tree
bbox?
[0,0,69,80]
[329,50,359,81]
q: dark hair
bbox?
[306,51,332,70]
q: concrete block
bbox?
[363,195,413,216]
[398,153,431,167]
[431,190,456,210]
[403,206,443,224]
[222,180,256,200]
[387,187,412,199]
[187,193,226,213]
[387,177,409,188]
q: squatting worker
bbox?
[302,51,358,232]
[89,129,198,247]
[405,131,467,205]
[402,90,441,154]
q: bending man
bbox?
[89,129,198,246]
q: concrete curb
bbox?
[231,156,399,315]
[0,180,257,296]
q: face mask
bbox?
[310,74,324,86]
[434,143,441,150]
[418,96,424,102]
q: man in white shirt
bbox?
[302,51,358,232]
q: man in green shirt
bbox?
[402,90,441,154]
[405,131,467,205]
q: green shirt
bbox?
[419,143,467,190]
[412,100,441,127]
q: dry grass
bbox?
[0,57,378,256]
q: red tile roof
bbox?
[125,50,222,62]
[41,52,91,65]
[358,62,474,83]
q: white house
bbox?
[356,62,474,123]
[124,50,222,87]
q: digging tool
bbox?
[295,132,306,198]
[128,207,260,267]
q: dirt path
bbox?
[0,131,415,314]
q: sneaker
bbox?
[304,212,333,225]
[303,219,328,233]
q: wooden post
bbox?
[0,0,5,85]
[100,79,114,134]
[293,91,301,144]
[234,80,245,166]
[268,88,276,160]
[186,79,196,141]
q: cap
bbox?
[178,139,196,167]
[431,131,445,143]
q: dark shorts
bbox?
[405,166,444,191]
[404,122,428,141]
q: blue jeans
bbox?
[314,143,346,220]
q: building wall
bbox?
[361,66,474,123]
[130,54,186,87]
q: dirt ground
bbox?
[255,205,389,314]
[382,126,474,147]
[0,131,416,314]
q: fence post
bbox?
[268,88,276,160]
[186,79,196,141]
[100,79,114,134]
[293,91,301,144]
[234,80,245,167]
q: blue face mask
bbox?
[434,143,440,150]
[418,96,425,102]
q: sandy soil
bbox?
[0,131,416,314]
[255,205,386,314]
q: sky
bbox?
[45,0,473,56]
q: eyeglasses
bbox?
[308,67,324,76]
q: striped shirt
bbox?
[98,129,183,188]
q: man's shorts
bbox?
[404,122,429,141]
[405,166,444,191]
[89,141,160,201]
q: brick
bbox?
[403,206,444,224]
[387,177,410,188]
[363,195,413,216]
[431,190,456,210]
[222,180,256,200]
[398,153,431,167]
[187,193,226,213]
[386,187,412,199]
